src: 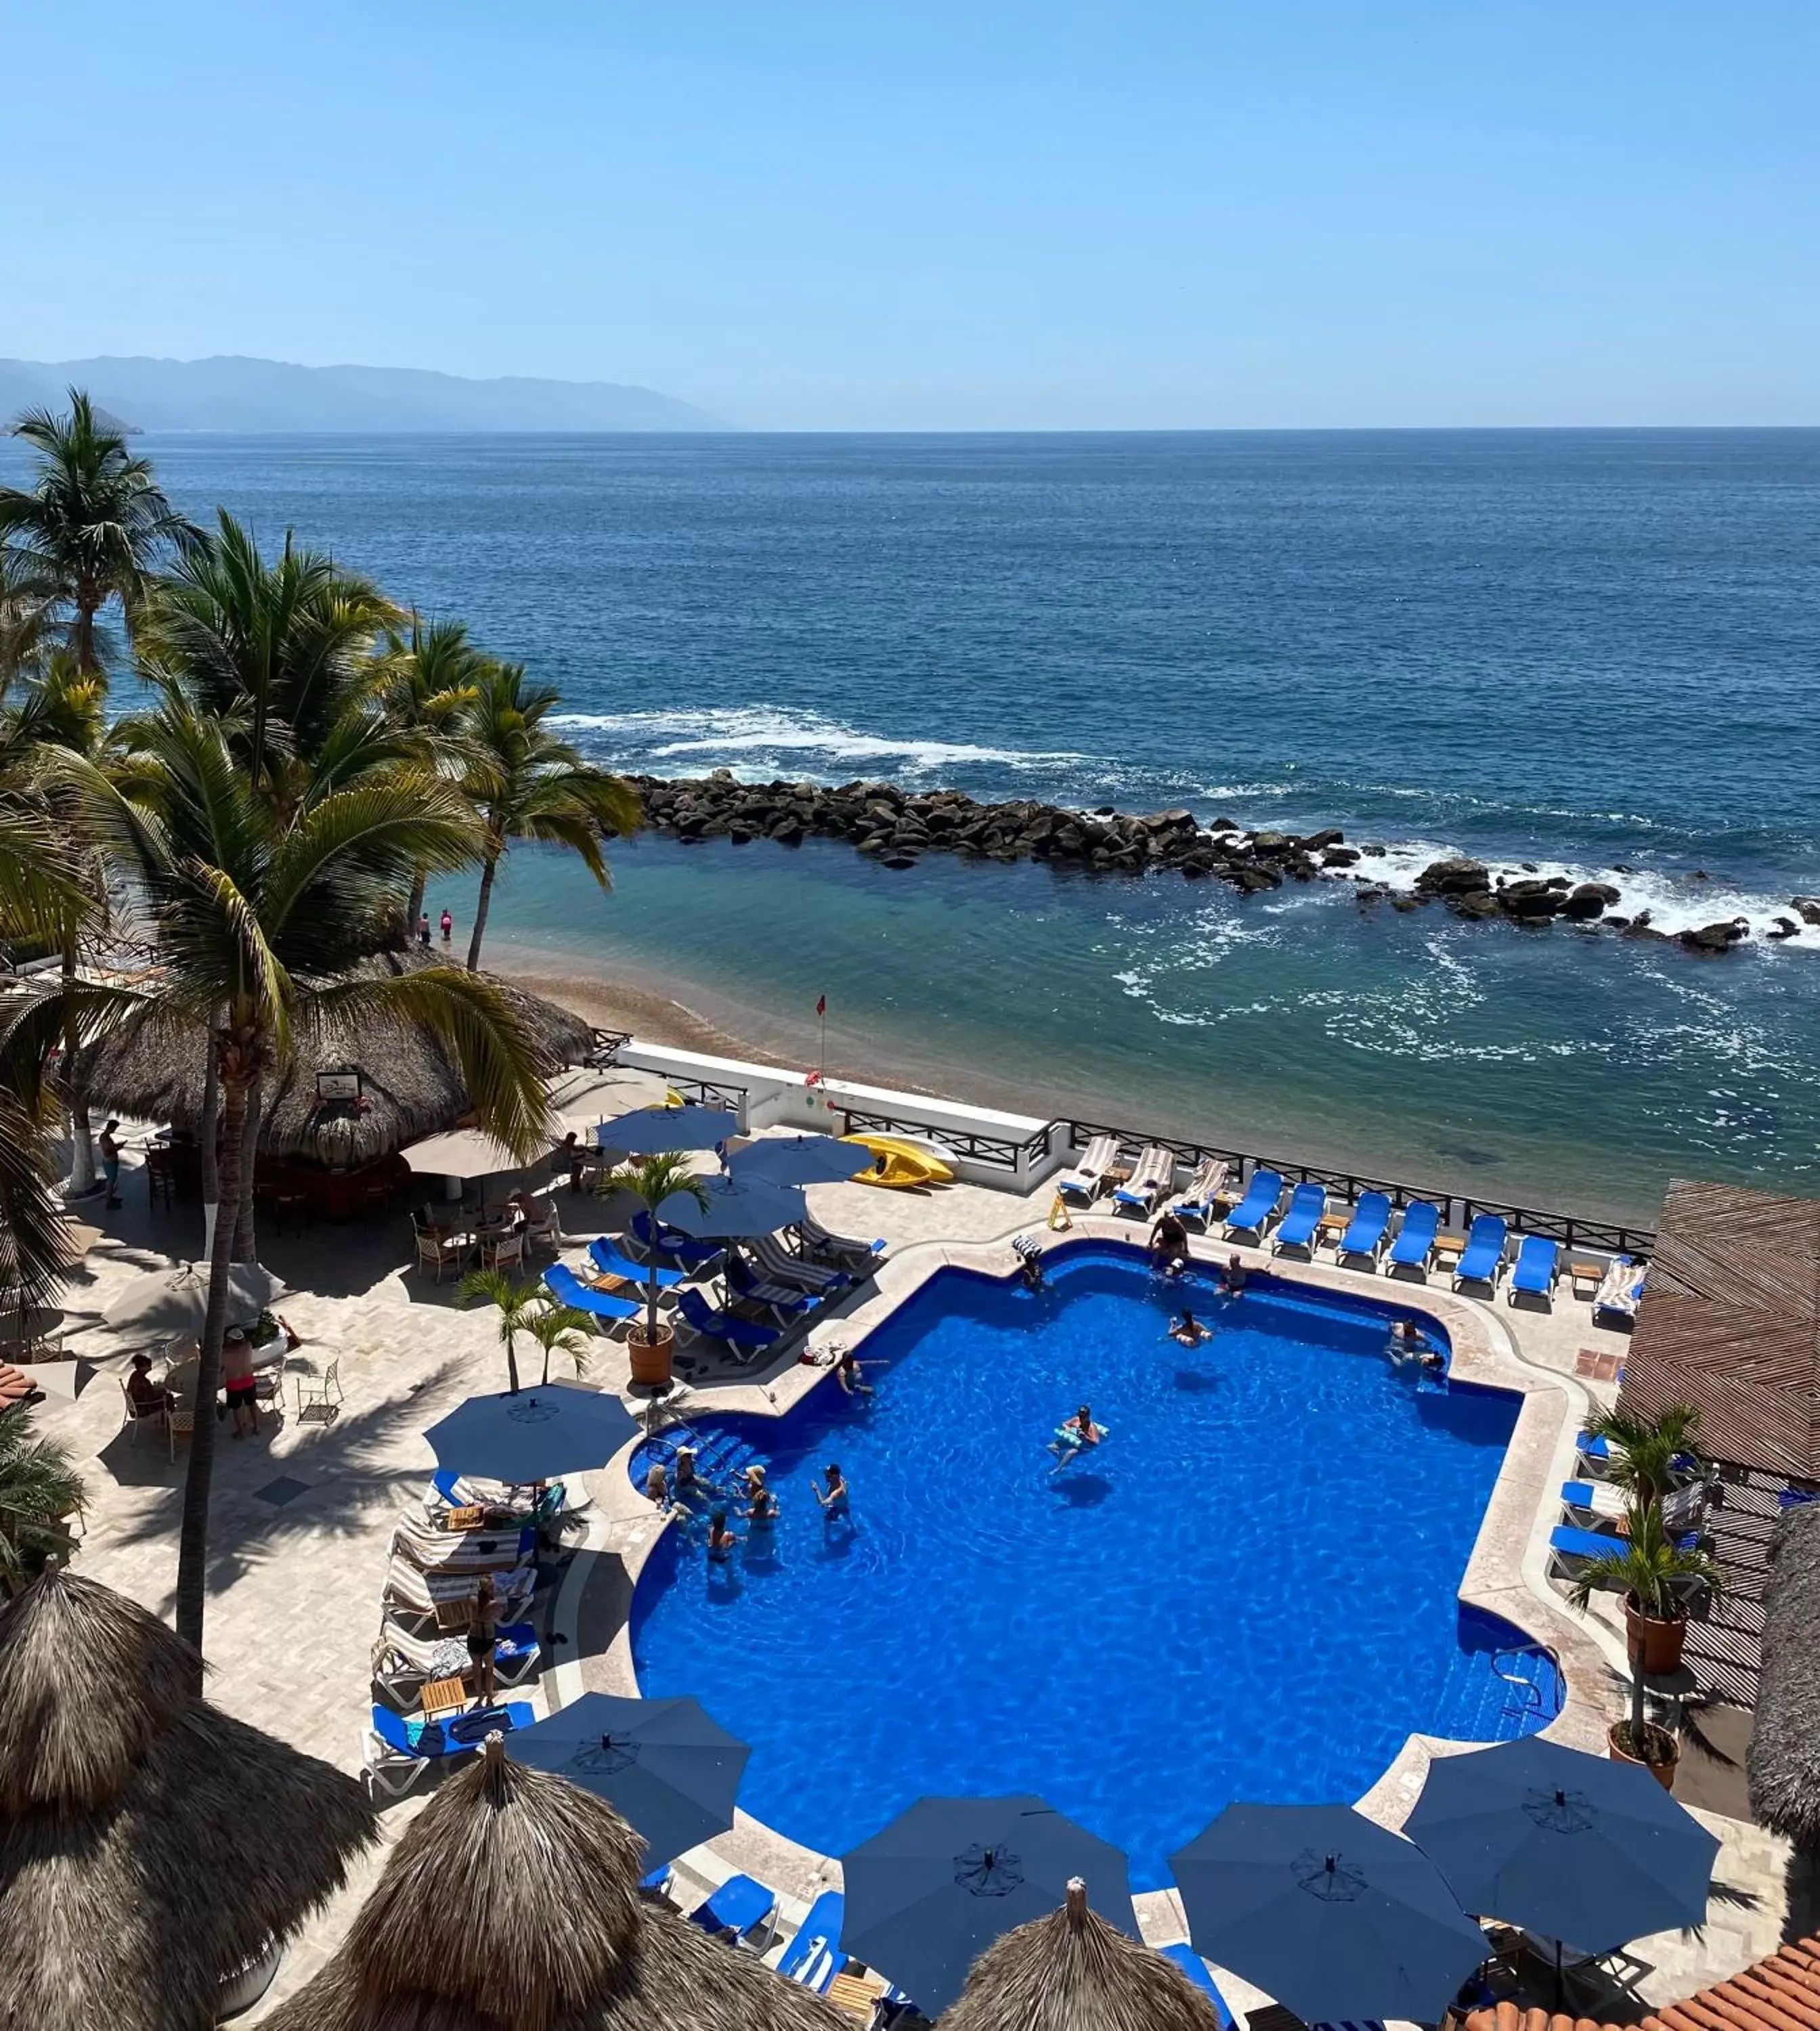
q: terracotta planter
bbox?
[1608,1719,1678,1791]
[627,1322,674,1389]
[1625,1596,1687,1676]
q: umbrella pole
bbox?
[1555,1936,1563,2012]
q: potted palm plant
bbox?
[603,1152,711,1389]
[1568,1500,1722,1787]
[1584,1401,1702,1511]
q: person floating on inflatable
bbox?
[1049,1403,1107,1471]
[1012,1233,1047,1289]
[1385,1318,1446,1374]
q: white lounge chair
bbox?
[1111,1144,1175,1216]
[1592,1255,1645,1326]
[391,1512,536,1574]
[1171,1156,1232,1231]
[1056,1135,1121,1204]
[751,1231,850,1294]
[371,1615,541,1705]
[382,1556,535,1632]
[796,1214,886,1274]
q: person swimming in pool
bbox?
[835,1346,873,1396]
[814,1462,850,1518]
[1387,1318,1427,1363]
[1049,1405,1106,1469]
[743,1464,779,1526]
[706,1510,741,1562]
[1169,1309,1209,1345]
[1222,1252,1248,1296]
[672,1446,701,1504]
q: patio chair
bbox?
[370,1616,540,1707]
[414,1225,468,1282]
[481,1229,525,1275]
[295,1355,343,1421]
[362,1699,536,1799]
[520,1200,562,1257]
[118,1373,171,1445]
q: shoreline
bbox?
[488,934,1670,1228]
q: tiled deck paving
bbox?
[26,1113,1804,2021]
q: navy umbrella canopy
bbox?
[656,1173,809,1239]
[1404,1737,1720,1952]
[842,1794,1138,2019]
[728,1135,875,1187]
[506,1693,750,1869]
[422,1380,639,1485]
[1170,1804,1489,2028]
[594,1105,739,1155]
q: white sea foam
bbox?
[548,704,1088,779]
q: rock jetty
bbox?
[626,772,1801,955]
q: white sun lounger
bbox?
[1592,1255,1646,1325]
[391,1513,536,1574]
[371,1615,542,1705]
[1171,1156,1232,1230]
[1056,1135,1121,1203]
[1111,1144,1175,1215]
[383,1556,535,1632]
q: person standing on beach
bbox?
[98,1120,123,1208]
[417,912,432,948]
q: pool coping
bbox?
[573,1209,1620,1920]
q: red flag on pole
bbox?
[816,995,827,1017]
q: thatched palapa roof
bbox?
[0,1565,377,2031]
[78,950,592,1168]
[940,1881,1225,2031]
[261,1737,846,2031]
[1618,1179,1820,1478]
[1747,1500,1820,1854]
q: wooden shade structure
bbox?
[1617,1180,1820,1478]
[0,1565,376,2031]
[1748,1501,1820,1854]
[261,1736,846,2031]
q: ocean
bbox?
[13,428,1818,1223]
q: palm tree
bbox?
[1583,1403,1702,1512]
[525,1301,592,1386]
[605,1153,712,1348]
[371,615,490,932]
[0,390,196,676]
[0,540,56,687]
[1567,1500,1722,1766]
[458,1267,545,1395]
[0,1412,85,1594]
[458,659,638,971]
[58,703,554,1678]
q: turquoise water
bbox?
[14,429,1817,1221]
[628,1242,1555,1888]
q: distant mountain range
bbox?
[0,355,727,433]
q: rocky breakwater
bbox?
[628,772,1815,956]
[631,770,1351,888]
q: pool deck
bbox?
[28,1133,1798,2022]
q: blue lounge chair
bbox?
[631,1209,724,1273]
[364,1700,534,1798]
[588,1238,687,1288]
[1272,1181,1326,1256]
[777,1890,844,1992]
[689,1873,777,1944]
[542,1263,640,1324]
[1387,1200,1441,1273]
[1779,1487,1819,1511]
[1160,1945,1234,2028]
[678,1287,781,1355]
[1509,1235,1560,1303]
[1337,1189,1393,1263]
[724,1252,816,1322]
[1224,1169,1283,1241]
[638,1864,674,1901]
[1452,1213,1508,1289]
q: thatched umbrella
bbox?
[1748,1499,1820,1854]
[940,1880,1226,2031]
[0,1564,376,2031]
[261,1735,848,2031]
[76,950,592,1167]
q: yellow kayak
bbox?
[840,1133,955,1188]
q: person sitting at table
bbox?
[125,1353,172,1420]
[221,1327,259,1439]
[557,1131,588,1192]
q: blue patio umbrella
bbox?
[422,1379,638,1484]
[842,1795,1137,2018]
[594,1105,739,1156]
[728,1135,875,1187]
[1170,1803,1488,2027]
[506,1693,750,1868]
[1403,1736,1719,1954]
[655,1173,809,1239]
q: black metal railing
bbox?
[1062,1119,1656,1257]
[586,1026,631,1066]
[838,1107,1040,1173]
[668,1076,751,1112]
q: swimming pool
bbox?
[630,1242,1557,1888]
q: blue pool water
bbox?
[630,1243,1556,1887]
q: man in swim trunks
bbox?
[1150,1209,1190,1276]
[221,1327,259,1437]
[814,1462,850,1517]
[1169,1310,1209,1345]
[1223,1252,1248,1295]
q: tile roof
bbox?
[1464,1937,1820,2031]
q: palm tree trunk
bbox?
[73,589,99,679]
[232,1072,263,1265]
[406,867,427,938]
[198,1022,221,1256]
[174,1065,248,1677]
[465,852,499,971]
[60,934,97,1195]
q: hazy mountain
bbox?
[0,355,727,433]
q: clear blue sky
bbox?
[5,1,1815,428]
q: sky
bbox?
[3,1,1816,429]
